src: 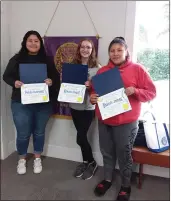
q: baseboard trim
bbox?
[8,140,15,155]
[27,143,169,178]
[1,140,15,160]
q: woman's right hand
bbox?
[90,93,99,104]
[15,80,24,88]
[85,81,91,89]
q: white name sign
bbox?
[21,83,49,104]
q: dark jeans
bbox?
[70,108,95,163]
[11,101,52,156]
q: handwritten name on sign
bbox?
[64,89,81,95]
[24,89,45,94]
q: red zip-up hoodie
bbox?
[90,60,156,126]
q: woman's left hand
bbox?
[44,78,52,86]
[125,87,135,96]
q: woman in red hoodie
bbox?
[90,37,156,201]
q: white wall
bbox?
[1,2,16,159]
[10,1,129,64]
[1,1,169,178]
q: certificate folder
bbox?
[19,63,47,84]
[91,67,124,96]
[62,63,88,85]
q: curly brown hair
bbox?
[72,39,99,68]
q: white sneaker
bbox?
[33,158,42,174]
[17,159,26,175]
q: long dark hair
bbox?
[73,39,99,68]
[17,30,46,61]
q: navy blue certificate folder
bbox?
[62,63,88,85]
[19,64,47,84]
[91,67,124,96]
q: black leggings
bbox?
[70,108,95,163]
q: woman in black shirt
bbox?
[3,30,60,175]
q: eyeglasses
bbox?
[80,46,92,50]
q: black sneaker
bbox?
[73,162,89,178]
[116,186,131,201]
[94,180,112,196]
[82,161,98,180]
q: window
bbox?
[133,1,169,123]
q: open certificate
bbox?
[58,63,88,104]
[21,83,49,104]
[92,67,132,120]
[98,88,132,120]
[58,83,86,103]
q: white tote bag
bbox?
[143,111,170,153]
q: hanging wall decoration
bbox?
[43,1,100,119]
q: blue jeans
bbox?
[11,101,53,156]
